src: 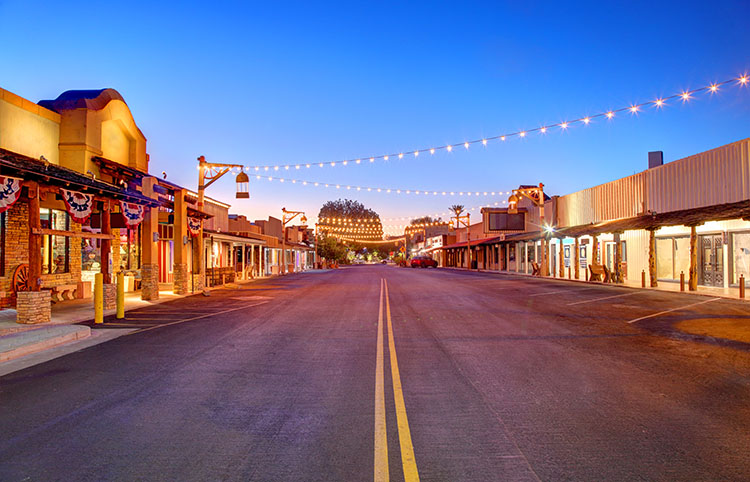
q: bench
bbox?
[43,284,77,303]
[531,262,541,276]
[588,264,610,283]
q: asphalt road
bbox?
[1,266,749,481]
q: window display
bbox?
[41,208,69,274]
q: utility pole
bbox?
[451,212,472,269]
[281,208,307,275]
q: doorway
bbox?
[700,234,723,286]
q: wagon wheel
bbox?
[12,264,30,293]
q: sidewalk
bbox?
[444,266,749,302]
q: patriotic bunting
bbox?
[119,201,146,227]
[60,189,94,223]
[0,176,23,214]
[188,217,202,236]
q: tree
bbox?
[317,235,348,263]
[449,204,464,226]
[410,216,442,225]
[318,199,380,221]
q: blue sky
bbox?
[2,0,748,232]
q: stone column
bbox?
[140,177,160,300]
[102,283,116,310]
[16,291,51,324]
[173,188,189,295]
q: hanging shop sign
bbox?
[60,189,94,223]
[119,201,146,227]
[188,217,202,236]
[0,176,23,213]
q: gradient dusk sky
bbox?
[2,1,749,232]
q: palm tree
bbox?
[449,204,464,227]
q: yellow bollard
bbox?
[94,272,103,324]
[116,271,125,319]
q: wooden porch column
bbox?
[591,234,599,264]
[689,225,698,291]
[140,177,160,300]
[574,237,580,279]
[648,229,657,287]
[28,182,42,291]
[101,201,111,284]
[558,239,565,278]
[540,238,548,276]
[173,188,189,294]
[613,232,623,283]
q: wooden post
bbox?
[101,201,111,284]
[574,237,580,280]
[540,238,548,276]
[591,234,599,265]
[689,225,698,291]
[28,182,42,291]
[613,232,622,283]
[558,239,564,278]
[648,229,658,287]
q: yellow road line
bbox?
[374,279,389,482]
[384,279,420,482]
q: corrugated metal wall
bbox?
[556,139,750,227]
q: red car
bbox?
[410,255,438,268]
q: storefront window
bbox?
[119,226,141,271]
[657,236,690,280]
[732,232,750,284]
[41,208,70,274]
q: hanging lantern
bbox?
[236,172,250,198]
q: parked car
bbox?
[410,255,438,268]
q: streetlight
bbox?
[508,183,546,276]
[195,156,248,289]
[281,207,306,275]
[450,212,472,270]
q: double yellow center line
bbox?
[375,278,419,482]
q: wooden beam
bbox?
[573,237,580,280]
[614,232,622,283]
[101,201,112,283]
[558,240,564,278]
[31,228,116,240]
[648,229,658,287]
[28,182,42,291]
[689,225,698,291]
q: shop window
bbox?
[41,208,70,274]
[732,232,750,284]
[119,225,141,271]
[657,236,689,280]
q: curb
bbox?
[0,325,91,363]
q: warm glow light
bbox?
[414,151,419,157]
[519,131,526,137]
[630,105,639,113]
[370,157,375,162]
[384,155,389,160]
[739,75,748,85]
[540,127,546,133]
[482,139,487,146]
[430,148,435,154]
[710,84,719,92]
[606,111,614,119]
[447,145,453,152]
[501,136,506,141]
[681,92,690,101]
[330,161,336,166]
[342,161,348,165]
[560,122,568,129]
[655,98,664,107]
[398,153,404,159]
[464,142,470,149]
[583,117,590,124]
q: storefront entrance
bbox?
[700,234,724,286]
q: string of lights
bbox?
[243,75,748,171]
[245,173,511,197]
[378,201,508,222]
[337,236,405,244]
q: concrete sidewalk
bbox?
[443,266,749,302]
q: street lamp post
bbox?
[451,212,472,269]
[508,183,547,276]
[281,208,307,275]
[196,156,247,290]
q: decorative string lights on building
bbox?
[337,236,405,244]
[241,74,748,172]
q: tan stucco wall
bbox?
[58,98,148,176]
[0,88,60,163]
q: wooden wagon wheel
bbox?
[12,263,30,293]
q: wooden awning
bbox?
[0,149,159,207]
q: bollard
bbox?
[94,272,103,324]
[740,275,746,299]
[641,270,646,288]
[116,271,125,319]
[680,271,685,292]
